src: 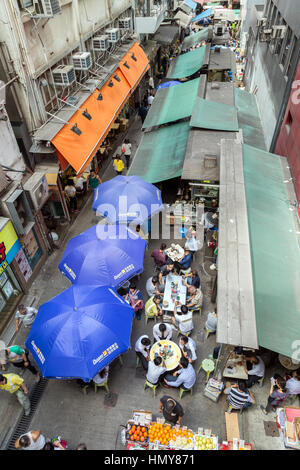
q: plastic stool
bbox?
[94,379,109,394]
[198,358,215,382]
[179,387,193,399]
[144,380,158,397]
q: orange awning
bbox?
[51,42,149,175]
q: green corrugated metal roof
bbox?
[182,27,211,49]
[243,144,300,358]
[128,121,190,183]
[191,97,239,131]
[167,46,206,79]
[234,88,266,150]
[142,77,200,129]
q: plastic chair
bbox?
[190,306,202,317]
[179,387,193,399]
[227,403,243,415]
[136,355,140,368]
[205,327,213,338]
[145,311,157,325]
[94,379,109,394]
[257,376,264,387]
[198,358,215,382]
[177,330,191,337]
[144,380,158,397]
[180,267,191,276]
[118,355,124,366]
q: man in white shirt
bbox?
[172,302,193,335]
[64,180,78,213]
[179,336,197,363]
[153,323,173,342]
[148,93,154,106]
[285,370,300,395]
[135,335,151,371]
[146,356,167,385]
[15,305,38,332]
[244,355,265,388]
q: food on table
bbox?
[127,423,149,443]
[194,435,216,450]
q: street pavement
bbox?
[0,113,296,451]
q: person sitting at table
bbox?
[185,285,203,311]
[93,366,109,385]
[285,369,300,396]
[244,355,265,388]
[224,381,255,412]
[172,302,194,336]
[145,295,163,320]
[125,283,144,320]
[164,356,196,391]
[135,335,151,371]
[176,249,192,273]
[153,323,173,342]
[205,308,218,334]
[158,262,175,286]
[146,276,163,297]
[151,244,167,270]
[146,355,167,386]
[179,336,197,363]
[182,269,200,289]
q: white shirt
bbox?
[153,323,173,342]
[286,377,300,395]
[248,356,265,378]
[146,277,158,297]
[75,176,85,190]
[135,335,151,358]
[174,311,193,334]
[123,142,132,155]
[93,366,109,384]
[146,360,166,384]
[148,95,154,106]
[15,307,38,327]
[179,337,197,361]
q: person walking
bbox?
[159,396,184,425]
[15,304,38,332]
[87,170,102,190]
[121,139,132,171]
[0,373,31,415]
[0,345,40,382]
[113,154,125,175]
[15,430,46,450]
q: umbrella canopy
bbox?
[58,224,146,287]
[25,285,134,381]
[92,175,164,224]
[157,80,181,89]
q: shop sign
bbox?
[0,220,21,274]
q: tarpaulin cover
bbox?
[25,285,134,381]
[243,144,300,358]
[174,11,193,28]
[191,97,239,131]
[234,88,266,150]
[191,7,213,23]
[51,43,149,174]
[167,46,206,79]
[92,175,164,224]
[58,224,146,287]
[128,121,190,183]
[142,77,200,129]
[182,27,211,49]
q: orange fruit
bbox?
[140,436,145,442]
[130,435,134,441]
[141,427,146,433]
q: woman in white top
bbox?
[15,430,46,450]
[121,139,132,171]
[93,366,109,385]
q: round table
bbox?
[150,340,182,371]
[278,354,300,370]
[203,260,217,277]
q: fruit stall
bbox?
[123,410,219,451]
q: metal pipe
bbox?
[0,75,19,91]
[188,182,220,188]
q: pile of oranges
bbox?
[148,423,174,446]
[128,424,148,443]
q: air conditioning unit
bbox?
[72,52,92,71]
[19,0,34,8]
[52,65,75,86]
[105,28,120,43]
[272,25,287,39]
[1,188,34,236]
[259,27,272,42]
[92,35,109,51]
[23,172,49,211]
[119,17,131,29]
[33,0,61,18]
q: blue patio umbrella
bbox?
[58,224,146,287]
[157,81,181,90]
[25,285,134,381]
[92,175,164,224]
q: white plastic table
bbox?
[163,274,187,312]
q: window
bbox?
[280,28,293,69]
[18,0,34,8]
[286,38,297,78]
